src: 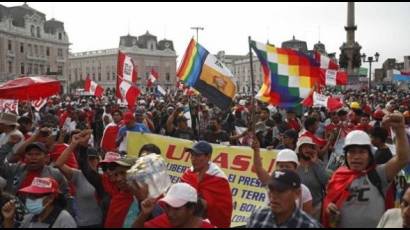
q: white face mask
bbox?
[25,197,46,215]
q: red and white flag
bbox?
[314,52,339,70]
[302,91,343,112]
[321,69,348,86]
[31,98,47,111]
[147,68,159,87]
[84,76,104,97]
[116,51,139,109]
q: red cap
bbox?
[19,177,60,195]
[99,152,121,165]
[123,112,134,124]
[373,110,385,120]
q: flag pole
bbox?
[248,36,256,134]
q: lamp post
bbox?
[361,52,380,94]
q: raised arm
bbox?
[251,136,270,186]
[384,113,410,181]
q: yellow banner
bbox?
[127,132,278,227]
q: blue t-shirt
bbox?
[118,123,150,138]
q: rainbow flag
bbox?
[250,40,321,108]
[177,39,236,109]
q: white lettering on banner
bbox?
[32,98,47,111]
[326,69,337,86]
[0,100,18,113]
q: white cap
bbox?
[159,183,197,208]
[296,136,315,154]
[276,149,299,166]
[239,99,247,106]
[344,130,372,150]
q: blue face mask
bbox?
[26,197,45,215]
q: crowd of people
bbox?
[0,85,409,228]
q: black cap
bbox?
[86,148,99,158]
[187,141,213,155]
[25,142,48,153]
[268,169,301,192]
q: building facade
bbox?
[0,3,70,91]
[68,31,177,93]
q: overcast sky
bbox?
[3,2,410,70]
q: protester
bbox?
[134,183,214,228]
[295,136,330,220]
[323,113,410,228]
[377,185,410,228]
[181,141,233,228]
[252,138,314,215]
[246,170,321,228]
[2,177,77,228]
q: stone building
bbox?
[68,31,177,93]
[0,3,70,92]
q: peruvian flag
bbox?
[320,69,348,86]
[84,76,104,97]
[314,52,339,70]
[116,51,140,109]
[147,68,159,87]
[303,91,343,112]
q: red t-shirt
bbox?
[49,144,78,169]
[288,118,301,132]
[144,213,215,228]
[104,191,134,228]
[19,170,41,189]
[101,174,119,197]
[354,124,372,133]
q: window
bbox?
[34,45,38,57]
[58,33,62,40]
[20,43,24,53]
[28,64,33,74]
[31,25,35,37]
[46,47,50,56]
[8,61,12,73]
[40,46,44,56]
[21,63,25,74]
[57,48,63,57]
[98,73,101,81]
[36,27,41,38]
[57,65,63,74]
[166,73,170,82]
[34,64,38,74]
[107,72,110,81]
[112,73,116,81]
[47,65,50,74]
[8,40,12,51]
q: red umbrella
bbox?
[0,76,61,100]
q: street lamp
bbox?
[361,52,380,93]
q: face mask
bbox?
[26,197,46,215]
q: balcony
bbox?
[56,57,66,63]
[7,50,15,58]
[26,54,47,62]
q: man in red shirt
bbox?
[300,117,333,158]
[135,183,215,228]
[354,113,372,133]
[100,110,123,153]
[181,141,233,228]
